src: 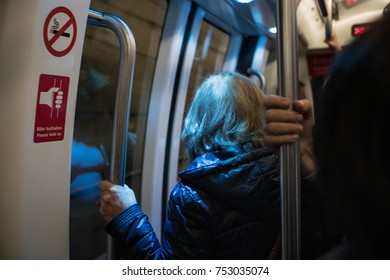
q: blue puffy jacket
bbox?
[105,144,328,259]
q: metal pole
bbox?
[275,0,301,259]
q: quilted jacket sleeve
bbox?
[105,204,167,259]
[104,183,213,259]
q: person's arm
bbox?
[263,95,316,177]
[99,181,165,259]
[104,203,165,259]
[324,34,342,52]
[98,181,213,259]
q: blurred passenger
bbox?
[97,72,332,260]
[325,3,390,53]
[264,17,390,259]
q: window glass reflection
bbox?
[70,0,167,259]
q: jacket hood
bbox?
[178,145,280,220]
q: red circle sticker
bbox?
[43,7,77,57]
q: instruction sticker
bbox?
[34,74,69,143]
[43,6,77,57]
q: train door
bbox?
[69,0,168,259]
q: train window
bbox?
[70,0,167,260]
[177,21,230,173]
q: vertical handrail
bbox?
[275,1,301,259]
[87,9,136,259]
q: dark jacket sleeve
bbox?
[105,204,167,259]
[104,183,213,259]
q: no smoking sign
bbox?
[43,6,77,57]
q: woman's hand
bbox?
[98,180,138,222]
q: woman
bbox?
[98,72,328,259]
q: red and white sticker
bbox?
[34,74,69,143]
[43,6,77,57]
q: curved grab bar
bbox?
[87,9,136,259]
[87,10,136,187]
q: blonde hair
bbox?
[181,72,266,159]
